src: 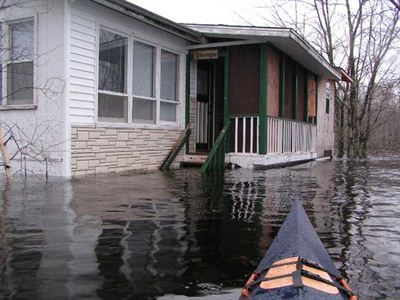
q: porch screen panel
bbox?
[229,45,260,115]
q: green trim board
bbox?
[259,43,268,154]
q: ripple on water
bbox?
[0,158,399,299]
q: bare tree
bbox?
[0,0,66,181]
[262,0,400,158]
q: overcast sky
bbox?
[128,0,270,26]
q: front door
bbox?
[196,62,213,152]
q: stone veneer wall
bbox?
[71,126,184,176]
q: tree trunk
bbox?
[0,127,13,181]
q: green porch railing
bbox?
[200,120,231,174]
[160,125,191,171]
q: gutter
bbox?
[89,0,205,43]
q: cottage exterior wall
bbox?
[71,126,184,176]
[316,78,335,157]
[0,0,67,177]
[66,1,190,176]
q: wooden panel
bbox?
[284,59,294,119]
[229,45,260,115]
[267,46,280,117]
[308,74,317,117]
[296,68,305,121]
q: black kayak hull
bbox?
[240,199,353,300]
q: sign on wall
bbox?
[192,49,218,60]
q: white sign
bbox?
[192,49,218,60]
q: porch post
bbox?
[185,54,191,153]
[259,43,268,154]
[223,48,229,126]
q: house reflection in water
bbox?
[0,164,346,299]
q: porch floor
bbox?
[226,152,317,169]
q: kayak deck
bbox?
[240,199,356,300]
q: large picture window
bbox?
[97,28,181,125]
[3,20,34,106]
[132,41,156,124]
[160,50,178,122]
[98,29,128,122]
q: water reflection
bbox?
[0,157,399,299]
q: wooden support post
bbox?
[185,54,191,153]
[223,48,230,154]
[223,48,229,126]
[259,43,268,154]
[0,127,13,180]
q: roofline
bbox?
[89,0,205,43]
[186,24,341,81]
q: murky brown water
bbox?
[0,157,399,299]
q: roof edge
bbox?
[90,0,205,43]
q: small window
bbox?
[7,20,34,105]
[98,29,127,122]
[160,50,178,122]
[132,41,156,124]
[325,98,330,114]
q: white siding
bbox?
[68,12,97,124]
[67,0,189,127]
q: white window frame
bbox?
[97,26,130,123]
[0,16,37,109]
[159,49,181,125]
[95,23,182,128]
[131,39,157,124]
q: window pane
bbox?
[161,50,178,101]
[98,93,127,122]
[160,101,176,122]
[10,21,34,61]
[98,29,126,93]
[132,97,156,124]
[133,42,155,97]
[7,61,33,105]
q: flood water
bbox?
[0,157,399,299]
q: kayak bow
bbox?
[240,199,357,300]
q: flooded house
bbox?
[0,0,343,177]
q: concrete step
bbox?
[181,154,208,168]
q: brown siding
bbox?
[267,46,280,117]
[296,68,306,121]
[229,45,260,115]
[308,74,317,118]
[284,59,294,119]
